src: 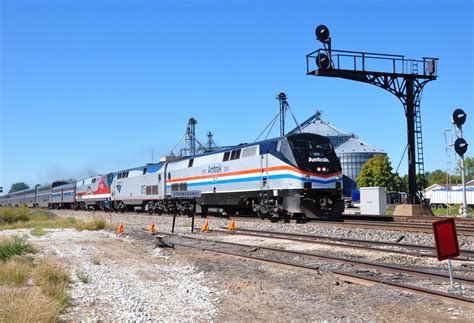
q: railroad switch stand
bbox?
[307,25,438,207]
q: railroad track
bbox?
[208,228,474,260]
[323,220,474,236]
[196,214,474,235]
[122,229,474,307]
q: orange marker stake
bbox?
[149,222,156,234]
[226,219,237,231]
[200,220,209,232]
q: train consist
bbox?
[0,133,344,219]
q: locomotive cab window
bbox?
[223,151,230,161]
[230,149,241,160]
[188,159,194,167]
[143,168,147,175]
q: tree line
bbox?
[356,155,473,192]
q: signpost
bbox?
[170,190,201,233]
[432,218,461,291]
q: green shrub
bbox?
[75,219,106,231]
[0,236,36,262]
[30,228,46,236]
[0,207,30,224]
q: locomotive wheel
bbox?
[257,210,266,220]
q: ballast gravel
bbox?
[8,229,218,321]
[53,210,474,250]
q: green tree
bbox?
[402,174,429,191]
[425,169,447,187]
[461,156,474,181]
[9,182,30,193]
[356,155,401,191]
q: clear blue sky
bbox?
[0,0,473,191]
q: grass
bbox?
[91,256,101,265]
[30,227,46,236]
[0,207,107,233]
[75,219,106,231]
[0,287,63,322]
[0,235,36,262]
[386,205,395,216]
[76,270,89,284]
[0,257,31,286]
[33,262,71,309]
[429,204,471,216]
[0,246,71,321]
[0,206,30,224]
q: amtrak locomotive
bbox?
[0,133,344,219]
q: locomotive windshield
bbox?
[289,138,332,150]
[287,134,340,173]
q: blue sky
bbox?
[0,0,473,191]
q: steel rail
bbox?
[153,233,474,306]
[175,235,474,283]
[227,228,474,258]
[207,228,474,260]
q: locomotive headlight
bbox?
[322,167,327,173]
[317,167,322,172]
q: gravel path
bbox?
[3,229,218,321]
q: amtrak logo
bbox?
[116,183,122,193]
[308,157,329,163]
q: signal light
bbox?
[452,108,467,127]
[315,25,330,43]
[316,53,331,69]
[454,138,468,156]
[277,92,287,100]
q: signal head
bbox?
[315,25,330,43]
[277,92,287,100]
[316,53,331,69]
[454,138,468,156]
[452,108,467,127]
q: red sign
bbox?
[432,218,460,261]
